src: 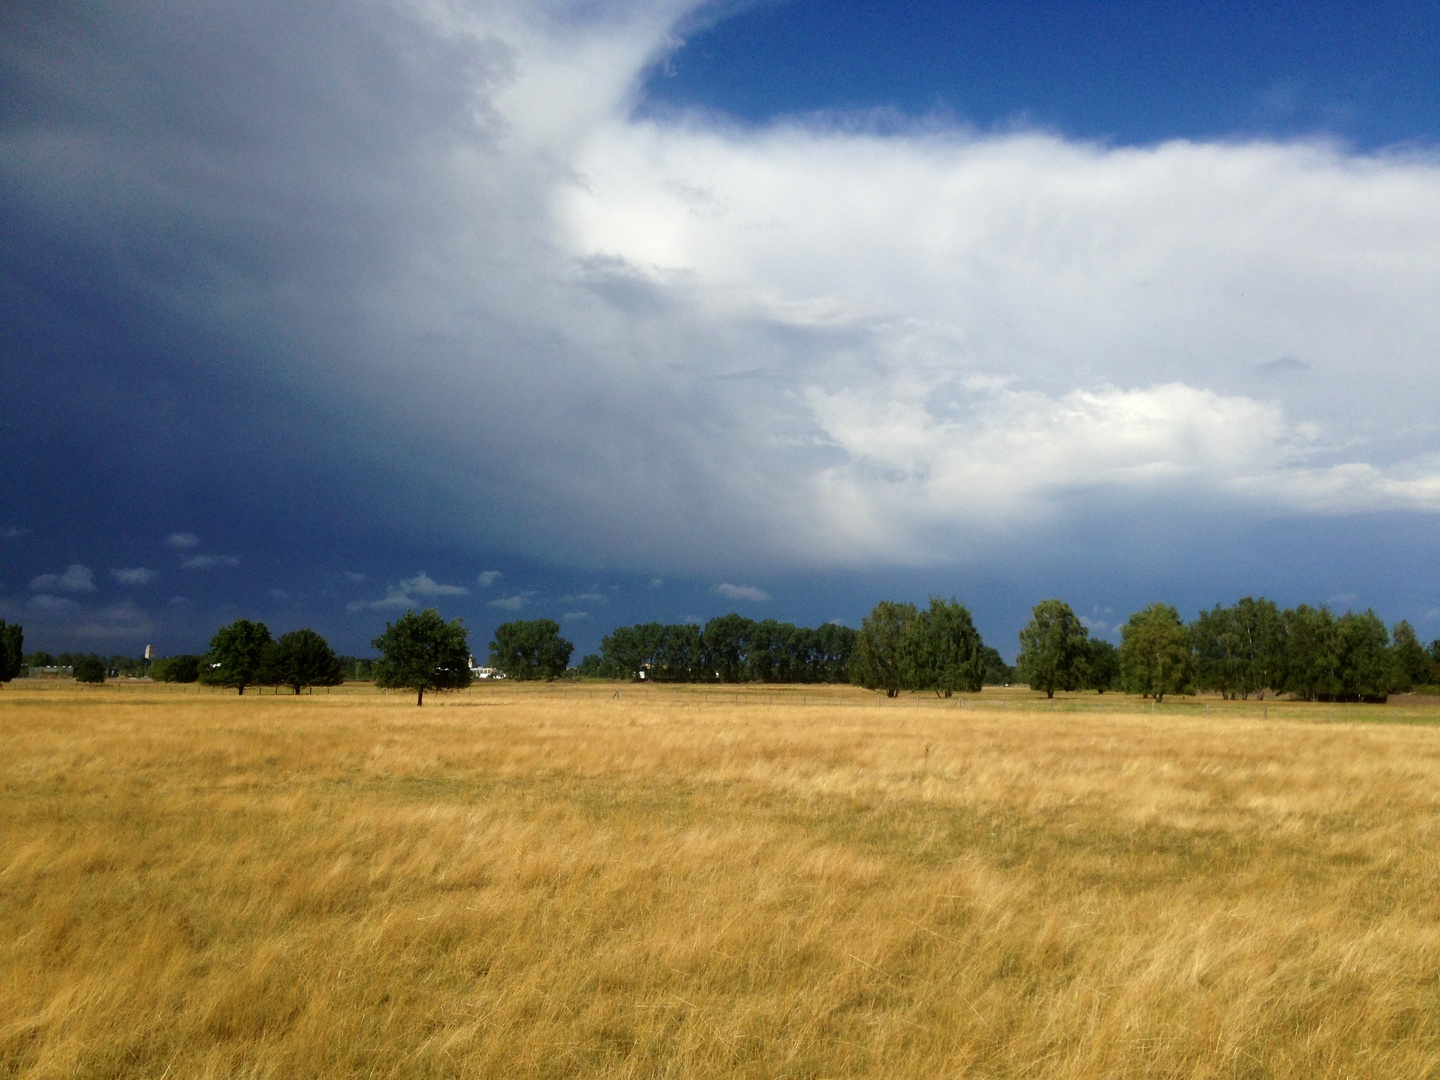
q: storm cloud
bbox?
[3,0,1439,651]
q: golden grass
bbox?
[3,683,1440,1078]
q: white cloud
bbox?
[165,533,201,551]
[111,567,157,586]
[1,526,30,540]
[399,572,469,597]
[348,572,470,612]
[487,593,533,611]
[182,554,241,570]
[562,611,588,621]
[477,570,503,587]
[713,582,770,602]
[30,565,96,593]
[15,2,1440,577]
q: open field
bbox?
[3,685,1440,1078]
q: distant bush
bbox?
[150,655,200,683]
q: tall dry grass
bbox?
[3,683,1440,1078]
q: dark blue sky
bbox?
[647,1,1439,148]
[2,0,1438,660]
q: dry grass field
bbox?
[3,682,1440,1079]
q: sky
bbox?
[2,0,1439,661]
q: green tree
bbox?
[1016,599,1090,698]
[1119,604,1192,703]
[266,628,345,694]
[702,614,756,683]
[979,646,1014,686]
[908,597,986,696]
[0,621,23,685]
[488,618,573,681]
[1085,638,1120,692]
[1332,610,1390,702]
[150,655,200,683]
[73,653,106,683]
[1190,603,1242,699]
[373,608,471,705]
[1390,620,1429,692]
[850,601,918,697]
[200,619,273,694]
[1281,605,1337,701]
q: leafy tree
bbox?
[1331,610,1390,702]
[73,653,106,683]
[812,622,857,683]
[200,619,273,694]
[1190,603,1242,699]
[1085,638,1120,692]
[373,608,471,705]
[150,655,200,683]
[908,597,986,696]
[266,628,345,694]
[1230,597,1285,698]
[850,600,918,697]
[1016,599,1090,699]
[25,651,54,668]
[703,614,755,683]
[1390,620,1430,692]
[1119,604,1192,702]
[654,623,704,681]
[575,654,603,677]
[488,618,573,681]
[979,646,1014,686]
[0,621,23,685]
[1281,605,1337,701]
[599,623,664,680]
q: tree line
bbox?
[1011,598,1440,704]
[582,615,858,684]
[5,594,1438,705]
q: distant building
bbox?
[468,657,503,679]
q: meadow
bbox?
[3,682,1440,1078]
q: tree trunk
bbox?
[1047,688,1054,699]
[293,684,302,694]
[416,686,424,706]
[238,685,244,695]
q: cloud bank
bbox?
[3,0,1438,588]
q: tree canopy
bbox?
[851,601,918,697]
[488,619,573,681]
[266,628,345,694]
[372,608,471,705]
[73,654,106,683]
[150,655,200,683]
[199,619,273,694]
[1016,599,1089,698]
[1119,604,1192,702]
[0,621,22,685]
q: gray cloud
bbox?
[111,567,158,586]
[713,583,770,602]
[182,555,241,570]
[4,0,1439,588]
[27,594,78,612]
[30,565,96,593]
[477,570,503,587]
